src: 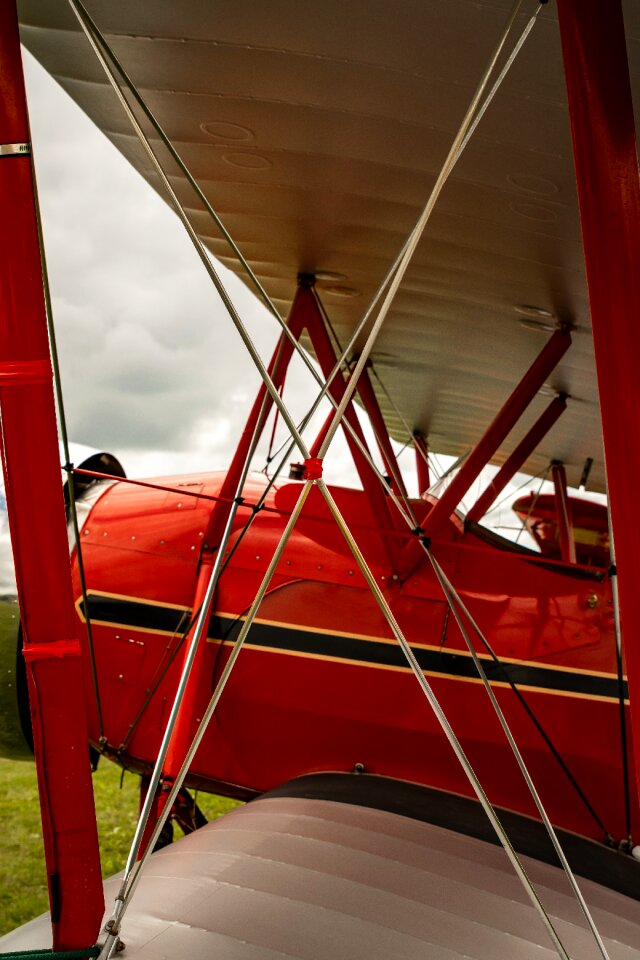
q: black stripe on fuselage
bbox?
[80,594,191,635]
[211,615,627,701]
[79,593,627,701]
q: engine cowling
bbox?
[0,448,126,760]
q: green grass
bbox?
[0,756,239,936]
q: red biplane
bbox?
[1,1,639,958]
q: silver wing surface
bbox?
[17,1,640,491]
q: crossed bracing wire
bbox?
[52,0,613,957]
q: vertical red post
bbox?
[551,461,576,564]
[466,395,566,524]
[557,0,640,791]
[0,4,104,948]
[414,432,430,496]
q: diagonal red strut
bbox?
[466,394,567,525]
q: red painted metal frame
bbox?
[157,287,308,814]
[355,365,409,500]
[206,289,307,549]
[415,328,571,543]
[551,462,576,565]
[413,431,430,496]
[159,279,406,816]
[0,4,104,948]
[308,403,336,459]
[295,282,402,565]
[72,467,637,844]
[557,0,640,797]
[467,395,566,524]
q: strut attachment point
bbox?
[0,141,31,157]
[304,457,324,481]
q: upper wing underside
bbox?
[17,0,640,493]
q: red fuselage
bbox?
[74,470,635,845]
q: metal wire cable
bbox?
[425,547,612,959]
[116,612,191,754]
[255,0,539,525]
[264,383,285,471]
[310,287,417,522]
[311,287,350,366]
[97,482,314,960]
[480,463,550,521]
[68,0,545,547]
[91,4,579,956]
[315,478,570,959]
[120,390,272,880]
[434,585,611,837]
[66,0,416,530]
[67,0,545,539]
[315,0,529,464]
[607,510,633,844]
[276,6,605,947]
[458,3,544,154]
[369,364,442,482]
[428,448,471,496]
[218,438,307,575]
[67,0,311,466]
[515,462,552,543]
[67,0,525,537]
[361,4,546,491]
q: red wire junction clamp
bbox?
[304,457,324,481]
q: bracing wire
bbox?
[428,448,471,496]
[315,478,570,960]
[66,0,416,531]
[66,0,525,535]
[515,462,552,543]
[310,286,416,517]
[607,506,633,844]
[264,383,285,473]
[89,3,588,957]
[481,462,551,521]
[369,364,442,482]
[121,387,274,885]
[425,547,612,959]
[116,612,192,754]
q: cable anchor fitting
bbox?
[411,525,431,549]
[304,457,324,481]
[0,142,31,157]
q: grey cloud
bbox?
[24,52,285,473]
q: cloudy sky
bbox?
[22,49,344,481]
[0,48,562,593]
[0,49,425,590]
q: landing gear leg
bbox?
[139,777,207,852]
